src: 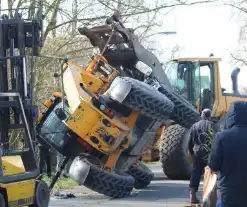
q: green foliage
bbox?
[42,176,78,191]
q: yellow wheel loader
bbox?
[37,57,173,197]
[0,6,50,207]
[158,56,247,180]
[36,12,178,198]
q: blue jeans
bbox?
[217,200,222,207]
[217,200,231,207]
[189,156,206,191]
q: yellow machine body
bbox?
[0,180,36,207]
[142,56,247,161]
[68,61,105,94]
[141,126,163,162]
[210,61,247,117]
[65,57,118,95]
[63,64,131,155]
[2,156,25,176]
[0,156,36,207]
[39,57,143,170]
[172,57,247,117]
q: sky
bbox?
[1,1,244,90]
[150,3,243,91]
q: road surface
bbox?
[49,163,202,207]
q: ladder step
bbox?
[0,100,32,108]
[8,124,25,129]
[0,100,18,107]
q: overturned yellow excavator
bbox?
[36,12,176,198]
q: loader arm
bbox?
[79,12,172,89]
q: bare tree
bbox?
[224,0,247,67]
[4,0,215,104]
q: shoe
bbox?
[190,188,200,204]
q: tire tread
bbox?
[158,85,200,128]
[120,77,174,121]
[127,161,154,189]
[160,124,191,180]
[83,160,135,198]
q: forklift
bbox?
[0,4,50,207]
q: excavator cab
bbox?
[163,57,219,114]
[0,6,49,207]
[163,56,247,120]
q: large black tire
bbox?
[158,85,200,128]
[118,77,174,121]
[78,158,135,198]
[160,124,191,180]
[127,161,154,189]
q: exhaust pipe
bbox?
[231,67,240,94]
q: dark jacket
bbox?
[188,119,215,160]
[37,135,50,150]
[208,101,247,206]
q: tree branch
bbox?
[44,0,61,41]
[49,0,215,31]
[229,51,247,66]
[225,3,247,13]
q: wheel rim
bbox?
[36,181,50,207]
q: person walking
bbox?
[209,101,247,207]
[188,108,216,204]
[37,136,52,178]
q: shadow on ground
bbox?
[120,181,202,202]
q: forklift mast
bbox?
[0,6,43,158]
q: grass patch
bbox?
[42,176,78,191]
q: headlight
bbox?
[109,77,131,103]
[135,61,152,76]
